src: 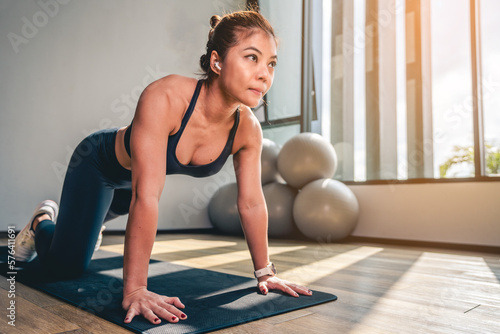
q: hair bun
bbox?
[210,15,221,29]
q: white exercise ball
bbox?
[263,182,298,238]
[277,133,337,189]
[208,182,243,235]
[293,178,359,241]
[261,138,282,185]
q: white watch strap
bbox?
[254,262,276,278]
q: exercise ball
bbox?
[293,178,359,241]
[261,138,282,185]
[263,182,298,238]
[277,132,337,189]
[208,182,243,235]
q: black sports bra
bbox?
[124,80,240,178]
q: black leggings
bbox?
[35,128,132,278]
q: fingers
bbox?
[123,293,187,325]
[258,281,269,295]
[126,304,185,325]
[143,309,163,324]
[124,307,138,324]
[159,300,188,321]
[282,284,300,297]
[151,305,179,324]
[287,283,313,296]
[260,278,298,297]
[260,277,313,297]
[166,296,186,309]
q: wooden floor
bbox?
[1,233,499,334]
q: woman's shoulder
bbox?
[233,106,263,151]
[143,75,198,98]
[238,106,261,128]
[137,75,198,115]
[133,75,199,128]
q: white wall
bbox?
[349,181,500,247]
[0,0,244,232]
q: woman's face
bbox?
[218,29,277,108]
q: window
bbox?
[320,0,499,182]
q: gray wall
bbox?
[0,0,244,231]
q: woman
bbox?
[15,10,311,325]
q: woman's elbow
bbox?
[238,197,267,215]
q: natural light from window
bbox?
[430,0,474,178]
[323,0,498,181]
[479,0,500,177]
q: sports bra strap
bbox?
[123,80,240,178]
[124,80,203,158]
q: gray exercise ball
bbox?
[208,182,243,235]
[263,182,298,238]
[277,132,337,189]
[293,178,359,241]
[261,138,282,185]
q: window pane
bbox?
[260,0,302,121]
[480,0,500,176]
[396,0,408,180]
[263,124,301,146]
[431,0,474,178]
[353,0,366,182]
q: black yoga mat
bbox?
[1,248,337,334]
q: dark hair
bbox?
[199,10,277,82]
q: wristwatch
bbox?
[254,262,277,278]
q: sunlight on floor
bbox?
[100,238,238,255]
[278,246,384,286]
[348,251,500,333]
[101,239,306,270]
[167,245,307,269]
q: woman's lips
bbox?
[249,88,263,96]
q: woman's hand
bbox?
[257,276,312,297]
[122,287,187,325]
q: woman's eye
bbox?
[269,61,277,68]
[247,55,257,62]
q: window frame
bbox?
[248,0,306,132]
[325,0,500,184]
[254,0,499,184]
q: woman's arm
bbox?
[122,77,188,324]
[123,82,168,296]
[233,110,312,297]
[233,117,269,272]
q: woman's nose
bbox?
[257,64,271,81]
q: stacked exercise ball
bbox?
[262,182,298,238]
[293,178,359,241]
[277,133,338,189]
[261,138,282,185]
[208,133,359,242]
[207,183,243,235]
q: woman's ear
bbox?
[210,50,222,74]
